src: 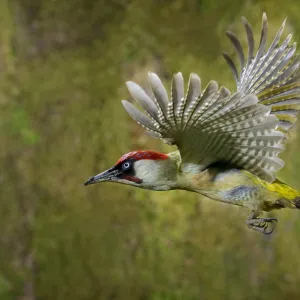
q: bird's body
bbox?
[85,13,300,234]
[118,149,300,212]
[177,161,300,212]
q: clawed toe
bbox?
[246,216,277,235]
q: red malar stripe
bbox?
[120,175,143,184]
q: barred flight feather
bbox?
[122,71,284,182]
[122,13,300,182]
[224,13,300,134]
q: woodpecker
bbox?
[85,13,300,234]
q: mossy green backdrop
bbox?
[1,0,300,299]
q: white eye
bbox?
[122,162,131,170]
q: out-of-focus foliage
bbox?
[1,0,300,299]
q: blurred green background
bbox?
[1,0,300,299]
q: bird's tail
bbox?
[282,196,300,209]
[223,13,300,136]
[264,179,300,209]
[293,198,300,209]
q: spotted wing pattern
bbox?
[122,14,300,182]
[122,72,284,182]
[223,13,300,134]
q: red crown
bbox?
[116,150,168,165]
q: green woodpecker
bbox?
[85,13,300,234]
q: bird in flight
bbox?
[85,13,300,234]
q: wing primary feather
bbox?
[223,52,239,83]
[185,73,201,109]
[121,100,159,132]
[241,16,255,67]
[225,31,245,67]
[148,72,169,118]
[267,18,286,54]
[177,74,201,130]
[126,81,159,122]
[183,73,202,127]
[171,72,184,124]
[256,13,268,62]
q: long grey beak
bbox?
[84,168,118,186]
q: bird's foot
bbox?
[246,215,277,235]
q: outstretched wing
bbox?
[122,72,284,182]
[223,13,300,135]
[122,14,300,182]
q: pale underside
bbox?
[122,13,300,183]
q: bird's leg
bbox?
[245,211,277,235]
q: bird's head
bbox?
[84,150,178,190]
